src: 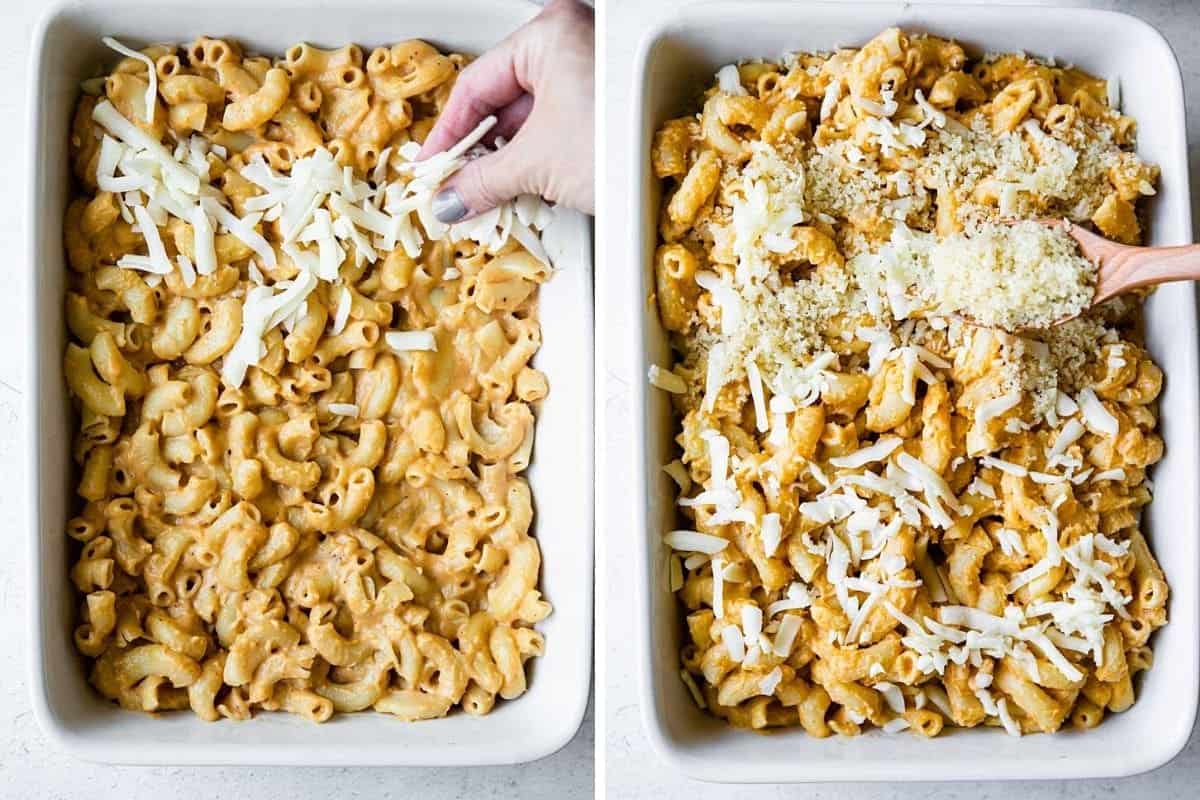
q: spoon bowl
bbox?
[961,219,1200,331]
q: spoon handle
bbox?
[1095,243,1200,303]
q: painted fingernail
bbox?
[432,188,468,223]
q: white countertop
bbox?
[0,2,591,798]
[599,0,1200,797]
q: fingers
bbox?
[431,139,536,223]
[417,40,526,159]
[421,0,595,221]
[426,91,533,224]
[490,93,535,143]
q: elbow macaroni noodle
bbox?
[652,29,1168,737]
[64,37,553,722]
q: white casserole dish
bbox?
[26,0,593,766]
[629,1,1198,783]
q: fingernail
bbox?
[432,188,468,223]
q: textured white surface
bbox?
[599,0,1200,796]
[0,0,592,797]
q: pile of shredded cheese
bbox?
[92,44,555,389]
[853,221,1098,331]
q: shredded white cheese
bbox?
[852,221,1097,331]
[975,390,1022,428]
[385,330,437,353]
[92,99,555,389]
[711,557,725,618]
[721,623,745,661]
[716,64,748,96]
[980,455,1028,478]
[745,359,768,432]
[820,78,841,121]
[773,614,803,656]
[102,37,157,123]
[759,666,783,696]
[760,512,783,558]
[663,530,729,555]
[874,681,906,715]
[1077,387,1119,437]
[175,254,196,288]
[331,287,352,335]
[996,697,1022,737]
[829,436,902,469]
[648,364,687,394]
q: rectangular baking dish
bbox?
[629,1,1198,783]
[26,0,592,766]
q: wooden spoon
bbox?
[1056,220,1200,308]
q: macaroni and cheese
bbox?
[652,28,1167,737]
[64,36,554,722]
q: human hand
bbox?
[419,0,595,222]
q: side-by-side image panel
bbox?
[599,0,1199,796]
[16,0,591,798]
